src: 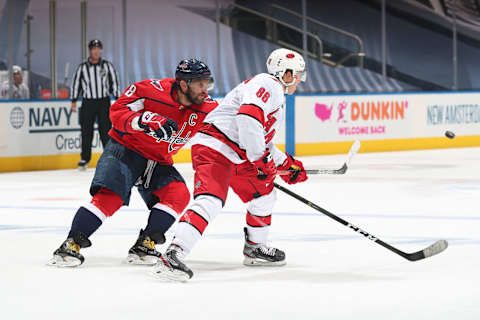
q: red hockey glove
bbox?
[133,111,178,140]
[278,154,308,184]
[252,149,277,181]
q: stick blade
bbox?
[423,239,449,258]
[407,240,448,261]
[336,163,347,174]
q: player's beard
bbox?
[185,87,204,105]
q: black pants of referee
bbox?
[79,98,111,163]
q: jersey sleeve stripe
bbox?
[237,112,264,125]
[126,98,145,112]
[124,113,139,133]
[237,104,265,125]
[199,123,248,161]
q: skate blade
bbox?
[149,262,190,282]
[243,256,287,267]
[47,255,82,268]
[125,254,158,266]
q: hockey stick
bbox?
[278,140,361,175]
[273,182,448,261]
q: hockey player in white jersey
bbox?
[153,48,308,281]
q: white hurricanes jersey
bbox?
[193,73,287,165]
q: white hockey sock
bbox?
[172,195,222,257]
[246,225,270,244]
[245,190,276,244]
[172,223,201,257]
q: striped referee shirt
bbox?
[70,58,120,101]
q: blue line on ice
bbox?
[0,204,478,221]
[0,224,478,246]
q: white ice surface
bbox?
[1,147,479,319]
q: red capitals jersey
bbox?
[109,78,218,164]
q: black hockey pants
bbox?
[79,98,111,162]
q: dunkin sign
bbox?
[308,96,411,140]
[294,92,480,145]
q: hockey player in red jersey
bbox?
[48,59,218,267]
[152,48,308,281]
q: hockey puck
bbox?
[445,130,455,139]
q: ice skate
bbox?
[243,228,286,266]
[126,229,164,265]
[47,232,91,267]
[77,160,89,171]
[151,244,193,282]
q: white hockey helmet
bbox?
[266,48,306,87]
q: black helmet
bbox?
[175,59,214,90]
[88,39,103,50]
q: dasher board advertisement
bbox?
[295,92,480,143]
[1,100,103,157]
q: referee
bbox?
[70,39,121,170]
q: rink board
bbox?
[288,91,480,155]
[0,100,105,172]
[1,91,480,172]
